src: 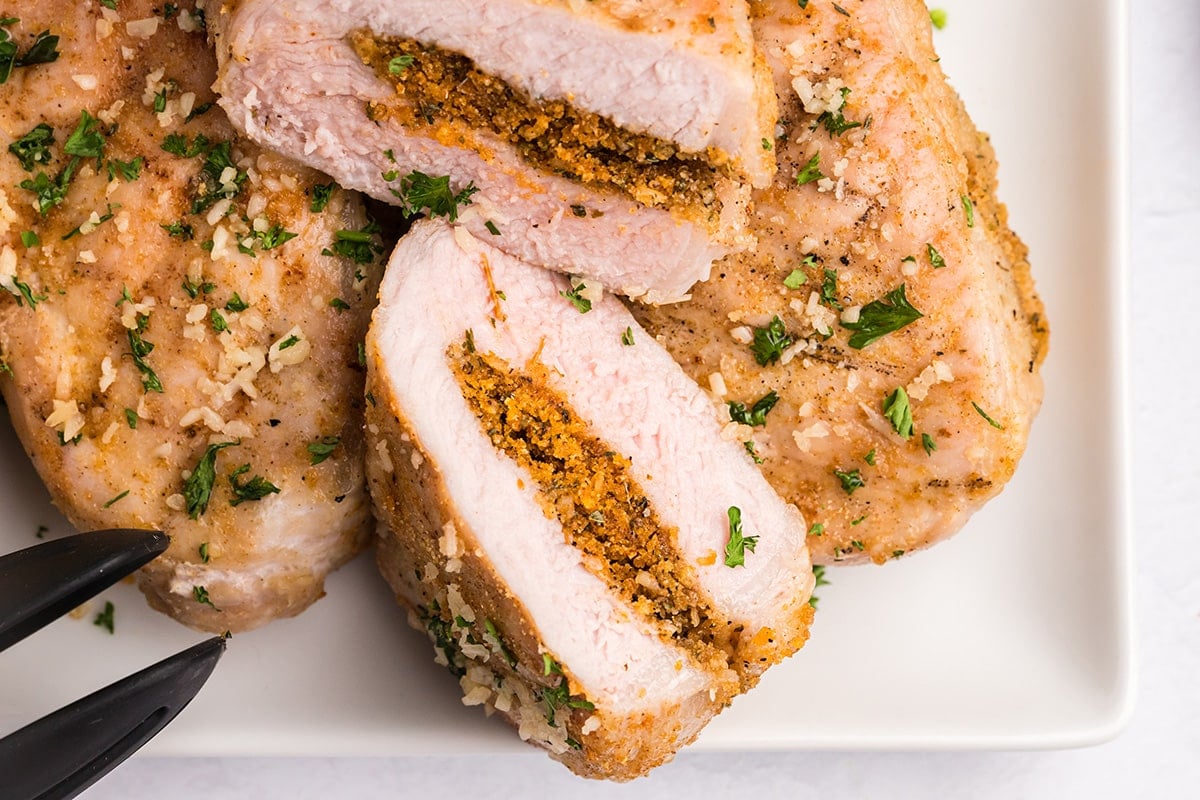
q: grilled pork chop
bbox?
[634,0,1048,564]
[366,220,815,779]
[210,0,777,303]
[0,0,379,631]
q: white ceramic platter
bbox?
[0,0,1132,754]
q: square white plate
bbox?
[0,0,1132,754]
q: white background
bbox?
[64,0,1200,796]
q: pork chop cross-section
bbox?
[0,0,381,632]
[365,220,815,779]
[210,0,779,303]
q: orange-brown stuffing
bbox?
[450,342,733,667]
[352,33,724,212]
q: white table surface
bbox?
[80,2,1199,796]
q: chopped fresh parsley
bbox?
[389,171,477,221]
[483,618,518,669]
[808,522,825,537]
[930,8,948,29]
[192,585,220,611]
[102,489,129,508]
[224,293,249,312]
[621,326,634,346]
[161,132,209,157]
[8,277,47,307]
[560,283,591,313]
[783,269,807,289]
[191,140,246,214]
[961,194,975,227]
[181,278,214,298]
[864,448,876,466]
[882,386,914,439]
[484,219,501,236]
[228,464,280,506]
[307,436,341,465]
[723,506,758,567]
[127,322,163,393]
[310,181,335,213]
[162,220,194,240]
[63,110,106,161]
[388,54,415,74]
[107,156,144,182]
[728,390,779,427]
[815,87,862,137]
[972,401,1004,429]
[19,161,77,215]
[808,565,829,608]
[251,222,297,250]
[820,268,841,310]
[329,297,350,312]
[927,243,946,268]
[796,151,824,185]
[0,25,60,84]
[833,468,865,495]
[841,284,923,348]
[324,223,383,265]
[20,230,40,247]
[209,308,227,332]
[183,441,237,519]
[744,440,763,464]
[762,137,773,151]
[277,334,300,350]
[8,123,53,171]
[922,432,937,455]
[93,600,115,633]
[749,315,793,366]
[124,408,138,429]
[199,542,210,563]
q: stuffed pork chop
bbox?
[634,0,1048,564]
[365,220,815,779]
[210,0,778,303]
[0,0,379,632]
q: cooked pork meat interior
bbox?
[0,0,379,632]
[365,220,815,779]
[634,0,1048,564]
[210,0,778,302]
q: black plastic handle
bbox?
[0,529,169,652]
[0,636,226,800]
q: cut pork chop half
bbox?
[210,0,777,303]
[365,220,814,779]
[0,0,378,632]
[634,0,1048,564]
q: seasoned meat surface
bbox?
[635,0,1047,564]
[0,0,379,631]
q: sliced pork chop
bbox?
[634,0,1048,564]
[210,0,777,303]
[365,220,814,779]
[0,0,380,632]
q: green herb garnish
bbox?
[723,506,759,567]
[841,284,923,348]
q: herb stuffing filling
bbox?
[353,33,725,213]
[449,341,733,664]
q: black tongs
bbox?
[0,529,226,800]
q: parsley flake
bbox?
[728,390,779,427]
[796,151,824,185]
[882,386,914,439]
[8,123,53,171]
[307,435,341,465]
[749,315,793,366]
[183,441,237,519]
[93,600,115,633]
[228,464,280,506]
[390,171,477,221]
[833,468,865,495]
[560,284,591,313]
[841,284,923,348]
[723,506,759,568]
